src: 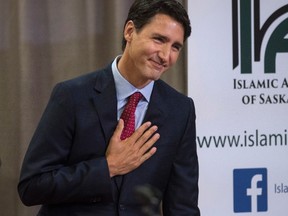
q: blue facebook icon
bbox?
[233,168,268,213]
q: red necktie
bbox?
[120,92,143,140]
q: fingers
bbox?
[138,132,160,155]
[133,122,160,158]
[114,121,159,147]
[107,121,159,176]
[140,146,157,164]
[129,121,152,142]
[136,125,158,145]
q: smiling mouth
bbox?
[150,59,166,71]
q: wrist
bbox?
[106,157,117,178]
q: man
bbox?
[18,0,200,215]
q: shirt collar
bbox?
[111,56,154,102]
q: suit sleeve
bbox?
[162,98,200,216]
[18,83,113,206]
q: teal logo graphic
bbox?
[232,0,288,74]
[233,168,268,213]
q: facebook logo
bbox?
[233,168,268,213]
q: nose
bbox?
[158,45,170,64]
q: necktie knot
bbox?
[129,92,142,105]
[120,92,143,140]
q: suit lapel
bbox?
[143,81,168,126]
[91,67,123,193]
[92,67,118,145]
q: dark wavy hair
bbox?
[122,0,191,50]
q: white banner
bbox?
[187,0,288,215]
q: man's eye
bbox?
[172,45,181,52]
[154,37,164,43]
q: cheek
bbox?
[142,44,157,56]
[132,43,151,58]
[170,52,179,65]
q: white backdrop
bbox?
[187,0,288,215]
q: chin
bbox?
[145,66,166,80]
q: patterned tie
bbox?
[120,92,143,140]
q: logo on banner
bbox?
[232,0,288,105]
[232,0,288,74]
[233,168,268,213]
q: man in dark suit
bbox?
[18,0,200,215]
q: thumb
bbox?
[114,119,124,139]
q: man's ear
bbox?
[123,20,135,43]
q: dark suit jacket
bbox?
[18,63,200,216]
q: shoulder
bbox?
[49,64,113,104]
[55,64,113,92]
[61,64,113,90]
